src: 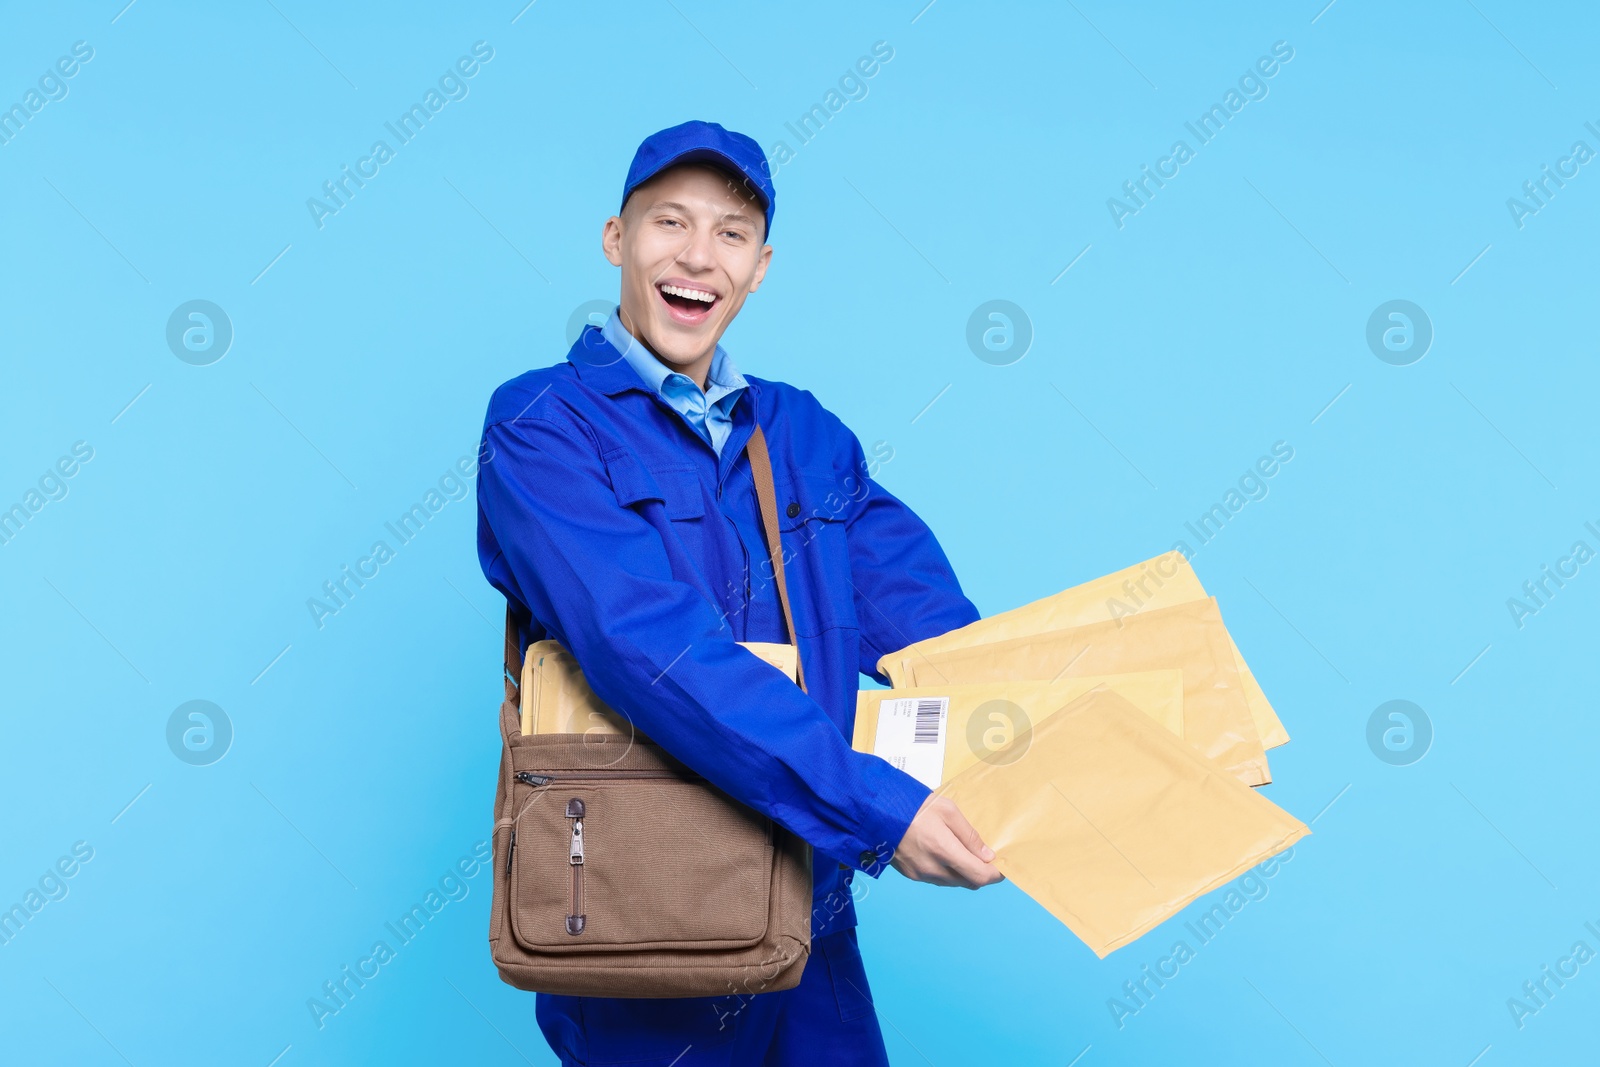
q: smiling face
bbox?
[602,163,772,385]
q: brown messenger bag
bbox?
[487,424,815,998]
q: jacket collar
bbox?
[567,325,766,480]
[600,307,748,401]
[567,325,650,396]
[567,324,763,411]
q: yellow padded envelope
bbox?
[521,640,797,735]
[879,551,1289,750]
[883,598,1271,787]
[939,686,1307,958]
[852,673,1184,786]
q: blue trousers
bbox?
[534,928,891,1066]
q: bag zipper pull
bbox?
[568,819,584,864]
[504,774,550,874]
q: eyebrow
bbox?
[647,200,758,226]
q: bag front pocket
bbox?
[507,768,776,953]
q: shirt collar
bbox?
[600,306,748,404]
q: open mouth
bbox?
[655,281,719,326]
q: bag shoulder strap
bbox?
[501,604,523,741]
[499,422,807,711]
[747,424,807,693]
[503,603,522,688]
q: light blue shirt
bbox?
[602,307,748,456]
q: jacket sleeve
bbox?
[837,432,981,685]
[478,410,931,874]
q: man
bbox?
[477,120,1001,1066]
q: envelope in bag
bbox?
[521,640,797,735]
[938,685,1308,957]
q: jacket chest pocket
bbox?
[601,449,721,598]
[771,469,860,635]
[602,449,706,521]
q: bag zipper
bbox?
[515,769,704,784]
[566,797,585,936]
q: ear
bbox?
[601,215,624,267]
[745,243,774,295]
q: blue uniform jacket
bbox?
[476,327,980,938]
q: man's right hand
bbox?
[889,794,1005,889]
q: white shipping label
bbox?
[871,696,949,789]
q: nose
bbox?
[673,222,717,273]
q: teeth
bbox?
[660,284,716,304]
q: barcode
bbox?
[872,696,948,789]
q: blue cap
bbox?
[620,120,775,240]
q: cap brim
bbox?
[631,147,770,212]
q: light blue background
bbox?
[3,1,1596,1063]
